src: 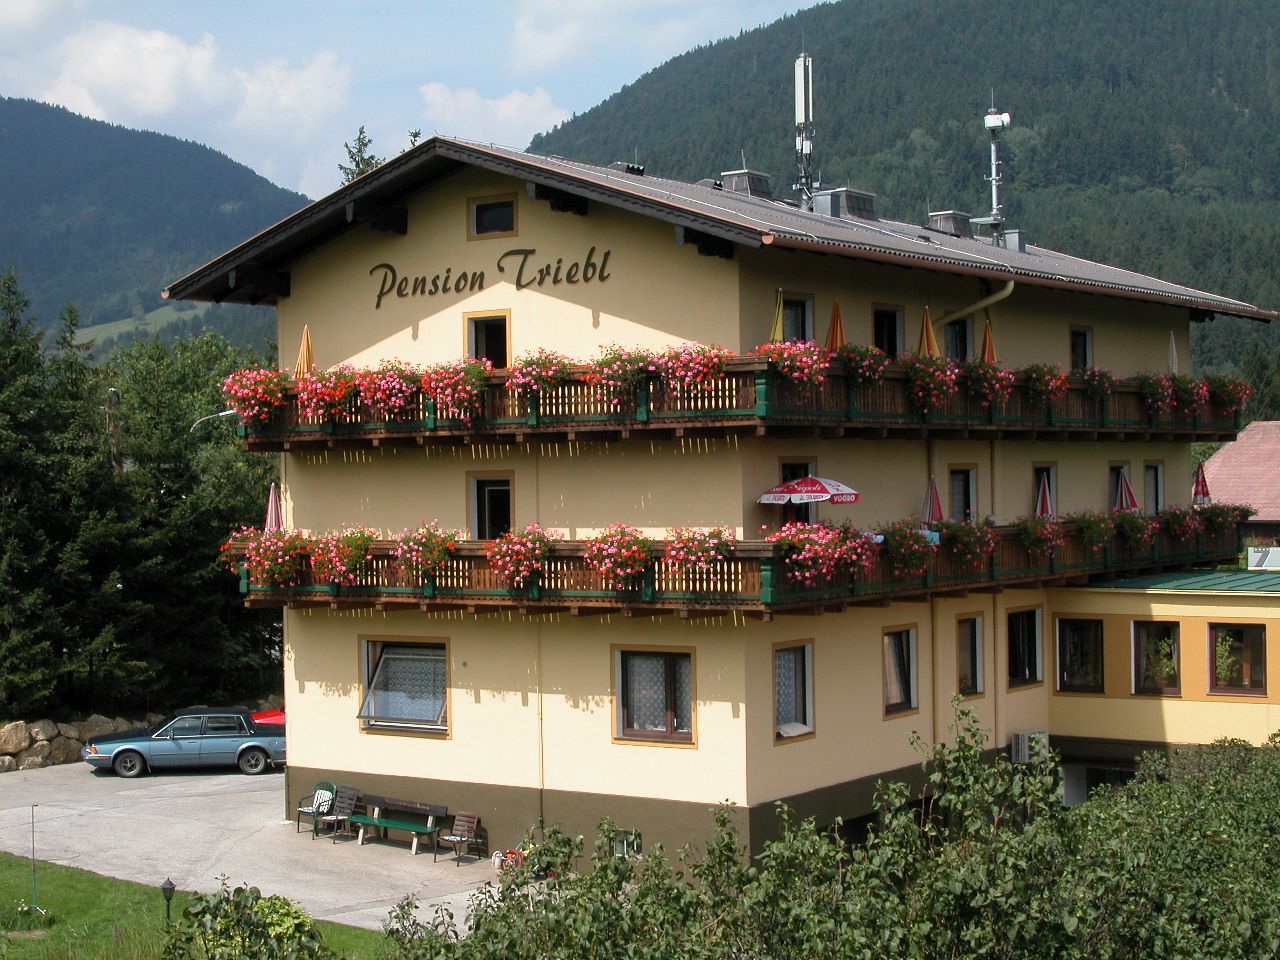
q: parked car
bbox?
[80,708,286,778]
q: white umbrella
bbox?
[757,476,860,505]
[264,482,283,532]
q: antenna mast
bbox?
[972,103,1011,239]
[793,52,816,210]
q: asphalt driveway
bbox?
[0,763,490,930]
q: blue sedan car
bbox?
[80,708,286,777]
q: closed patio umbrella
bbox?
[1168,330,1178,374]
[824,299,846,352]
[767,289,785,343]
[979,315,998,363]
[264,482,283,532]
[915,306,941,359]
[920,475,944,525]
[293,325,314,378]
[1192,462,1212,506]
[1114,471,1140,513]
[1034,472,1056,519]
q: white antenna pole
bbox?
[978,104,1012,239]
[793,52,816,210]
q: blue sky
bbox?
[1,0,819,199]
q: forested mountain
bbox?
[0,97,306,330]
[531,0,1280,373]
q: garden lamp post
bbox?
[161,878,175,924]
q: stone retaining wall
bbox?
[0,695,284,773]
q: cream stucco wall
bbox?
[1047,588,1280,745]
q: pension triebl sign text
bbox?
[371,246,613,309]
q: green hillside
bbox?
[0,96,306,330]
[530,0,1280,368]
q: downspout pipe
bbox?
[936,279,1016,326]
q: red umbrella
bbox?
[264,482,283,532]
[1192,462,1211,506]
[824,300,846,352]
[1034,472,1056,519]
[758,476,860,505]
[1114,471,1140,513]
[920,475,943,525]
[979,317,998,364]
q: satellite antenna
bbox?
[971,99,1011,240]
[793,52,817,210]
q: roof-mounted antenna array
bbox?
[971,96,1011,240]
[793,52,817,211]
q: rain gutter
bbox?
[937,280,1016,325]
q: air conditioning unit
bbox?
[1010,729,1049,764]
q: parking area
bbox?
[0,763,491,930]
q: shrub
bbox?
[355,360,421,418]
[310,526,380,585]
[583,524,655,590]
[392,521,459,583]
[296,364,359,419]
[935,519,998,566]
[902,354,959,413]
[837,343,891,385]
[959,359,1015,408]
[583,344,658,406]
[222,366,291,423]
[422,357,493,422]
[1135,371,1175,415]
[665,527,736,571]
[1158,505,1202,542]
[654,342,734,391]
[164,877,333,959]
[1074,365,1116,400]
[507,348,573,397]
[1204,374,1253,413]
[877,518,938,579]
[1169,373,1209,416]
[1197,502,1255,535]
[1064,509,1114,555]
[223,526,312,588]
[1014,515,1064,563]
[752,340,832,385]
[765,521,875,586]
[1020,363,1069,410]
[1112,509,1158,549]
[486,524,560,588]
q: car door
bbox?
[149,716,205,767]
[199,714,248,766]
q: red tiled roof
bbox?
[1204,421,1280,520]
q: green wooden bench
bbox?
[348,794,447,855]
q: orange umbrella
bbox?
[824,299,846,352]
[293,325,314,378]
[979,315,998,363]
[915,306,940,358]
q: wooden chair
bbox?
[295,781,336,836]
[318,784,360,842]
[437,810,480,865]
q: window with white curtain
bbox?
[359,642,448,731]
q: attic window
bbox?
[468,195,516,239]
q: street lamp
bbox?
[189,409,236,433]
[160,877,176,924]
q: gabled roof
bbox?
[163,136,1278,322]
[1204,421,1280,521]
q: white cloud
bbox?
[40,22,227,120]
[0,0,64,38]
[230,50,350,141]
[418,82,570,147]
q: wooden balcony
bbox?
[237,359,1241,451]
[233,524,1241,618]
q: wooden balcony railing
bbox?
[237,359,1241,450]
[232,524,1241,617]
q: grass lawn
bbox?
[0,852,388,959]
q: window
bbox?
[1133,621,1179,695]
[466,311,509,368]
[1008,609,1042,687]
[1108,464,1130,511]
[1143,463,1164,514]
[957,617,983,696]
[618,650,693,742]
[1210,623,1266,693]
[781,296,812,342]
[204,715,248,736]
[1032,464,1056,516]
[471,476,512,539]
[780,460,815,526]
[883,628,917,714]
[944,317,971,361]
[1058,618,1104,692]
[1069,328,1093,371]
[359,642,448,730]
[468,194,516,238]
[774,642,814,738]
[873,306,903,356]
[157,716,203,738]
[949,467,976,522]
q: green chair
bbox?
[295,781,336,837]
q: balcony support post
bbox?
[754,371,771,419]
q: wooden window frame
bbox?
[466,470,515,540]
[613,645,697,746]
[467,192,518,240]
[956,614,984,698]
[1131,620,1181,697]
[872,303,905,356]
[773,639,815,742]
[463,309,511,370]
[947,463,978,522]
[1007,606,1044,690]
[357,635,452,738]
[1056,617,1105,694]
[1208,622,1267,696]
[882,624,919,717]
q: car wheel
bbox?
[238,748,269,775]
[113,751,145,778]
